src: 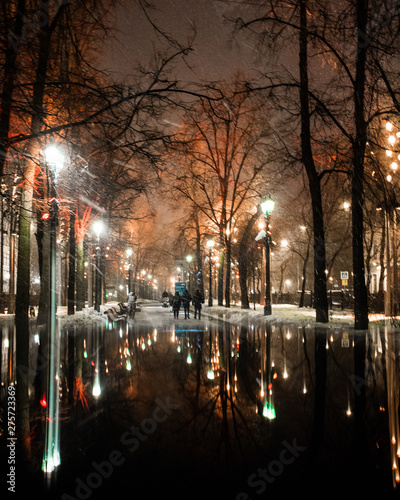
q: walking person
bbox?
[172,291,181,319]
[193,289,204,320]
[182,289,192,319]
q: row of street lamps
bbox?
[45,141,278,318]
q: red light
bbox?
[40,395,47,407]
[91,361,95,367]
[268,383,273,390]
[42,213,50,220]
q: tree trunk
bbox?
[238,209,261,309]
[299,243,310,308]
[76,238,85,311]
[224,237,231,307]
[218,228,224,306]
[299,0,328,323]
[352,0,369,330]
[194,213,204,297]
[15,161,35,464]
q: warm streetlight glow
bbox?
[391,162,398,171]
[92,220,104,238]
[261,198,275,215]
[126,248,133,257]
[386,121,393,131]
[343,201,350,210]
[389,135,396,145]
[186,254,193,263]
[207,239,215,249]
[45,145,65,168]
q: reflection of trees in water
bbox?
[30,318,400,493]
[168,321,263,473]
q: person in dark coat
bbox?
[182,289,192,319]
[172,292,181,319]
[193,289,204,319]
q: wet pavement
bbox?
[1,301,400,498]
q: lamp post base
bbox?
[264,304,272,315]
[208,298,213,307]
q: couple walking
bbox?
[172,289,204,319]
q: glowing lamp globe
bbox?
[261,198,275,215]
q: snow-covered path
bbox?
[0,300,395,330]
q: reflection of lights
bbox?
[42,450,61,474]
[92,376,101,397]
[186,353,192,364]
[262,401,276,419]
[207,369,215,380]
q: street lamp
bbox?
[92,220,104,312]
[206,240,215,306]
[126,248,133,293]
[261,197,275,315]
[186,254,193,293]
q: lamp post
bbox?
[186,254,193,293]
[261,197,275,315]
[207,240,215,306]
[126,248,133,293]
[92,220,104,312]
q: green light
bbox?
[262,402,276,419]
[126,360,132,371]
[187,353,192,364]
[207,369,215,380]
[261,198,275,215]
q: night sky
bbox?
[101,0,260,83]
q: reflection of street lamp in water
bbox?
[42,144,65,476]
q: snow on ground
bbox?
[0,301,397,330]
[201,303,356,328]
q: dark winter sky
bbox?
[101,0,262,83]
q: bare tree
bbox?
[168,80,272,306]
